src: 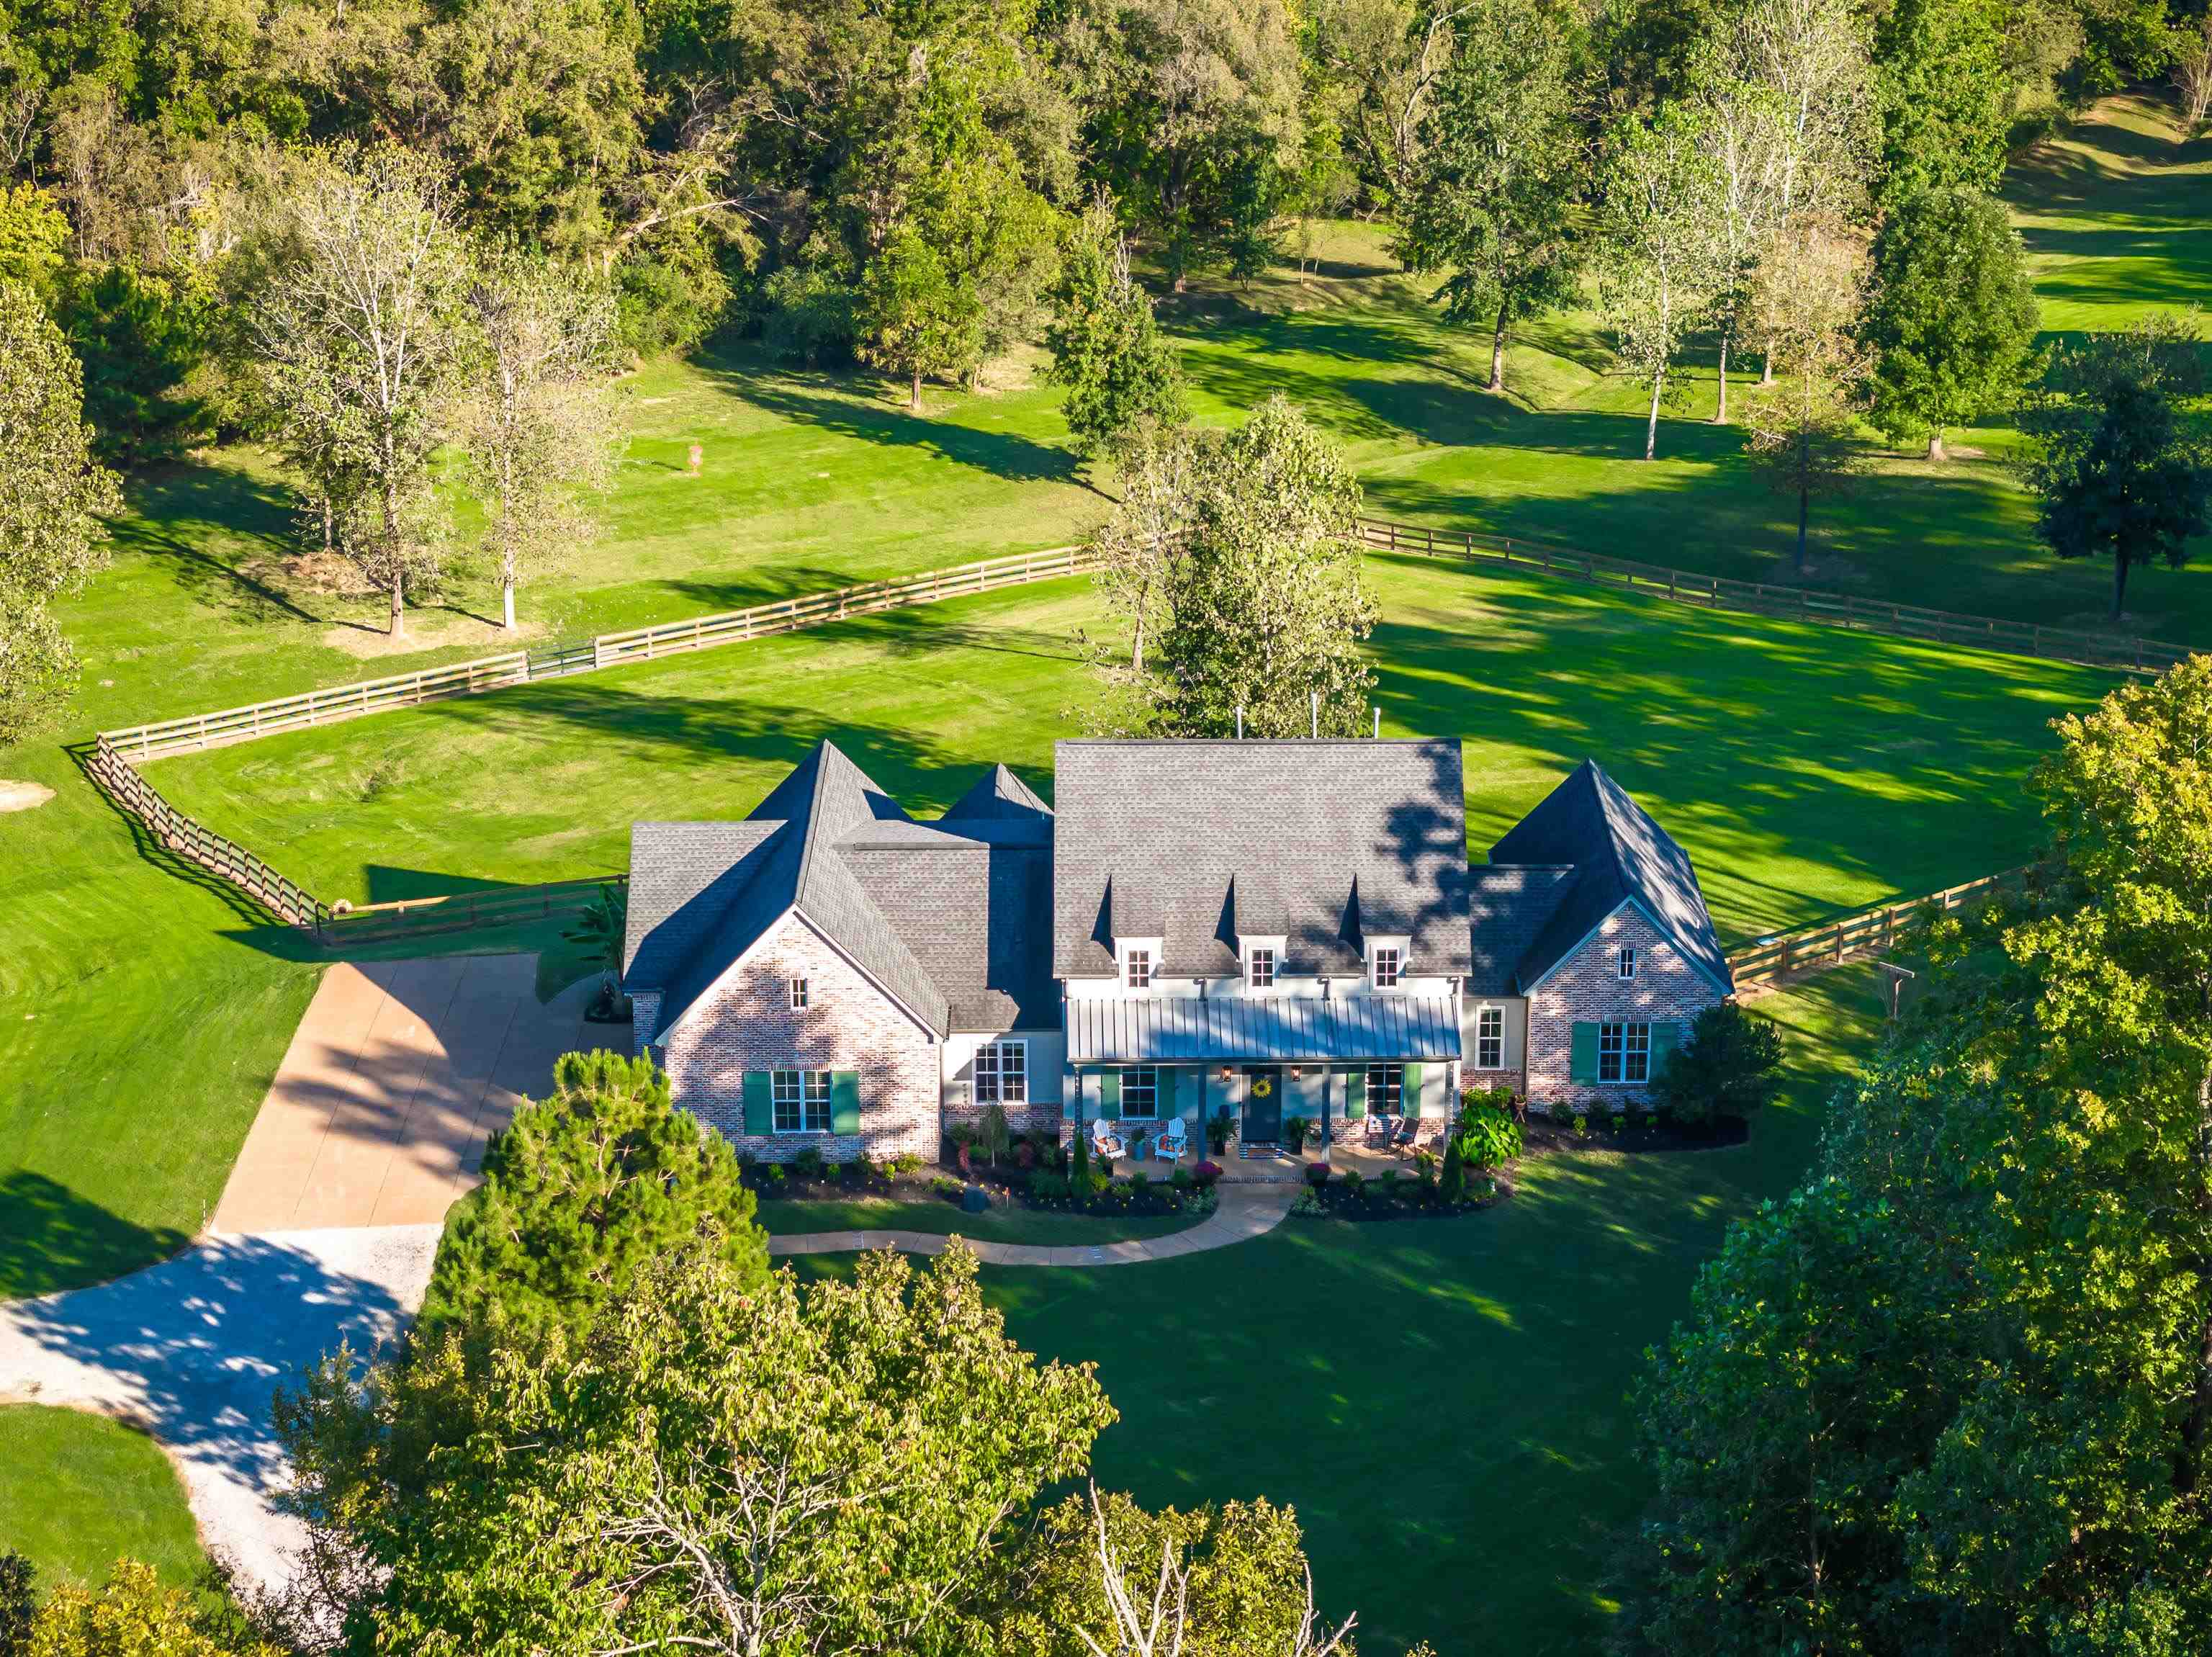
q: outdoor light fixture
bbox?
[1219,1065,1233,1081]
[1289,1066,1303,1079]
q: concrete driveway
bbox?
[212,955,598,1231]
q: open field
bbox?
[149,554,2109,941]
[0,1406,207,1592]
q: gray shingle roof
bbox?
[1485,760,1732,993]
[626,745,1059,1038]
[1463,864,1578,998]
[1051,740,1473,980]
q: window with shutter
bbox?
[830,1071,861,1135]
[742,1071,773,1135]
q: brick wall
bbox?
[655,912,941,1162]
[1526,907,1724,1113]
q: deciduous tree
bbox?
[1137,395,1377,737]
[1864,187,2039,459]
[1396,0,1586,395]
[0,277,118,742]
[1873,0,2010,207]
[247,146,473,637]
[459,250,617,632]
[1742,214,1870,571]
[1597,106,1722,461]
[1087,417,1196,675]
[279,1239,1115,1655]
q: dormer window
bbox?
[1246,947,1276,989]
[1125,948,1153,989]
[1372,946,1402,988]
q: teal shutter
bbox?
[1648,1023,1683,1081]
[1159,1066,1179,1119]
[1099,1069,1121,1120]
[1403,1061,1424,1113]
[830,1071,861,1135]
[1344,1067,1367,1120]
[1569,1023,1599,1085]
[742,1071,773,1135]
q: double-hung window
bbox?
[1372,947,1403,988]
[1366,1063,1404,1113]
[1124,948,1153,990]
[789,977,809,1009]
[1475,1007,1503,1069]
[974,1040,1027,1106]
[1617,948,1637,982]
[1120,1065,1159,1118]
[1246,948,1276,989]
[1597,1021,1650,1085]
[772,1069,832,1132]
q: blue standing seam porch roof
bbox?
[1066,995,1462,1064]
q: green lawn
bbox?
[0,1406,207,1593]
[793,967,1881,1657]
[755,1196,1208,1246]
[148,554,2109,943]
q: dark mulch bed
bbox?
[742,1160,1218,1221]
[1293,1172,1506,1222]
[1520,1115,1750,1157]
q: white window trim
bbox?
[772,1068,835,1133]
[1371,946,1404,989]
[789,976,809,1009]
[1474,1005,1504,1070]
[1617,947,1637,982]
[975,1039,1028,1106]
[1596,1020,1651,1086]
[1245,947,1277,990]
[1365,1062,1405,1114]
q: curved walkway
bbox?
[765,1182,1298,1265]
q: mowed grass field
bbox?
[150,555,2109,940]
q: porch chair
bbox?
[1153,1118,1188,1162]
[1363,1113,1396,1150]
[1089,1118,1126,1162]
[1390,1115,1420,1153]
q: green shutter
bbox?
[830,1071,861,1135]
[1648,1023,1682,1082]
[1403,1061,1424,1113]
[1344,1067,1367,1120]
[1099,1069,1121,1120]
[1569,1023,1599,1085]
[742,1071,774,1135]
[1159,1066,1179,1119]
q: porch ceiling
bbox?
[1067,994,1461,1064]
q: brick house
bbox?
[621,739,1732,1162]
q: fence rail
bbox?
[1358,518,2193,676]
[317,873,628,944]
[1725,866,2033,987]
[100,545,1089,762]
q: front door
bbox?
[1241,1066,1282,1146]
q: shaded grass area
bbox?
[983,966,1882,1657]
[0,1406,207,1591]
[755,1197,1207,1246]
[149,556,2108,945]
[775,971,1884,1651]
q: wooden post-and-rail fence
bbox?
[1725,866,2033,989]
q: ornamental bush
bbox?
[1453,1098,1524,1171]
[420,1049,768,1350]
[1650,1001,1786,1125]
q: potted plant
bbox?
[1283,1114,1312,1154]
[1206,1108,1235,1157]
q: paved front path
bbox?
[765,1182,1298,1265]
[214,956,594,1231]
[0,1225,440,1597]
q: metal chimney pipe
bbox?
[1310,691,1319,737]
[1236,705,1244,739]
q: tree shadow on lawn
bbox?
[703,369,1085,489]
[1367,556,2103,935]
[0,1173,192,1303]
[104,462,323,627]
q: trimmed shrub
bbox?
[1650,1001,1786,1124]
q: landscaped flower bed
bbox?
[737,1138,1220,1221]
[1290,1161,1503,1221]
[1521,1106,1750,1156]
